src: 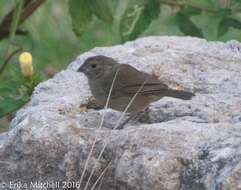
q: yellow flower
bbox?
[19,52,33,78]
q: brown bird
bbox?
[78,55,195,114]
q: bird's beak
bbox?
[77,65,84,72]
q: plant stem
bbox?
[9,0,24,42]
[0,0,24,76]
[0,48,23,75]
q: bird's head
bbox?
[78,55,118,80]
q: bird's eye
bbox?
[91,64,96,68]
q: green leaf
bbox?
[232,0,241,11]
[214,8,232,17]
[0,80,22,96]
[176,12,203,38]
[120,0,160,42]
[23,72,42,95]
[0,97,28,118]
[88,0,113,23]
[181,5,202,16]
[0,81,29,118]
[0,68,39,118]
[69,0,93,36]
[218,17,241,37]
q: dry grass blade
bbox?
[77,68,119,190]
[97,172,105,190]
[84,77,149,190]
[90,161,111,190]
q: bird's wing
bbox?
[113,64,168,96]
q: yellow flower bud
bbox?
[19,52,33,78]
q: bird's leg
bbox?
[115,113,136,130]
[116,107,149,130]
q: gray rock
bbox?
[0,36,241,190]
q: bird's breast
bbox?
[89,80,108,106]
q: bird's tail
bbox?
[163,89,195,100]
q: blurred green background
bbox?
[1,0,241,132]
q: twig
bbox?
[0,0,46,40]
[0,0,31,30]
[0,48,22,75]
[18,0,46,25]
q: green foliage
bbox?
[181,5,202,15]
[9,0,24,41]
[120,0,160,42]
[69,0,92,36]
[68,0,241,42]
[0,68,42,118]
[69,0,114,37]
[218,17,241,37]
[88,0,113,23]
[0,95,28,118]
[176,12,203,38]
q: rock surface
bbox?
[0,36,241,190]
